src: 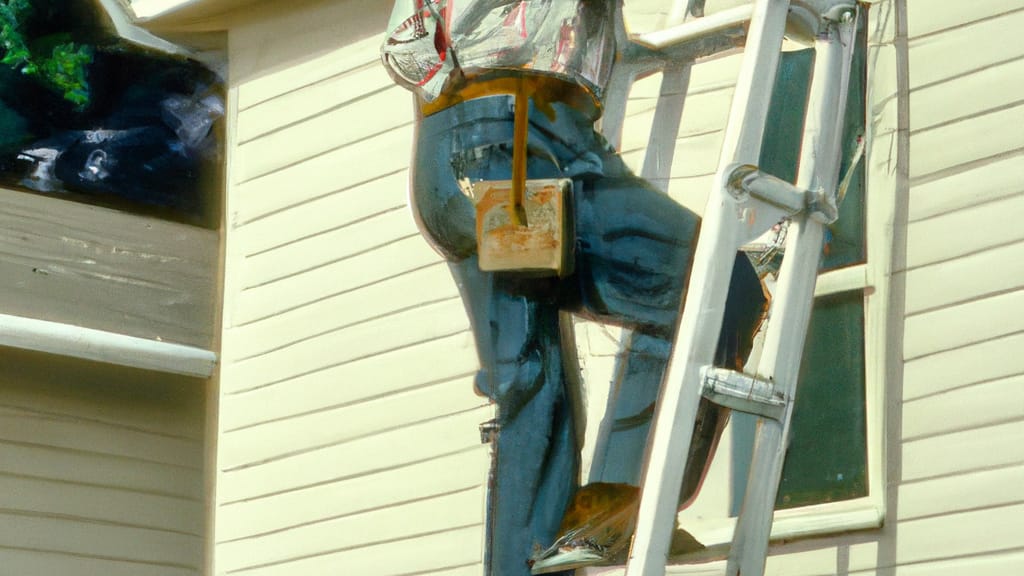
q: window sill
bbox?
[584,497,883,574]
[0,185,218,350]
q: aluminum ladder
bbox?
[600,1,861,575]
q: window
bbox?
[732,33,870,514]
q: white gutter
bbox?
[127,0,203,21]
[94,0,191,54]
[0,313,217,378]
[116,0,262,28]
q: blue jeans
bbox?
[413,95,763,575]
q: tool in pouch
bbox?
[473,79,573,276]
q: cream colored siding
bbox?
[618,55,744,213]
[893,2,1024,570]
[214,1,488,574]
[903,331,1024,402]
[0,349,205,575]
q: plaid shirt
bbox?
[382,0,615,102]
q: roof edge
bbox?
[95,0,193,53]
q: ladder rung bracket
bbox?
[701,366,787,420]
[726,164,839,224]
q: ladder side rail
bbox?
[603,2,752,148]
[640,0,706,193]
[600,0,648,149]
[625,2,792,575]
[641,64,692,191]
[601,70,640,151]
[726,10,859,576]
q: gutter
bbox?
[110,0,265,30]
[128,0,205,21]
[94,0,193,55]
[94,0,231,76]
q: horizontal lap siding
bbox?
[0,548,198,576]
[755,506,1024,574]
[233,128,413,226]
[217,2,487,574]
[906,154,1024,223]
[903,10,1024,523]
[901,375,1024,441]
[618,53,742,214]
[218,374,478,470]
[905,6,1024,184]
[218,487,485,573]
[222,525,484,576]
[216,447,489,543]
[0,349,204,574]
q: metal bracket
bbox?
[725,163,839,224]
[701,366,787,421]
[726,164,804,214]
[479,419,500,444]
[806,187,839,224]
[787,0,858,44]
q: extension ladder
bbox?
[598,1,860,575]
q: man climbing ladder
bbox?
[381,2,766,575]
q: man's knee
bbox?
[572,178,698,333]
[475,343,548,424]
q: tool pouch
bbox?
[473,178,573,275]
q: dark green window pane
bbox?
[758,49,812,186]
[776,291,868,508]
[755,22,867,274]
[821,20,868,271]
[729,10,870,518]
[732,292,868,513]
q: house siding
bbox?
[214,1,489,574]
[0,349,205,576]
[880,2,1024,572]
[212,0,1024,574]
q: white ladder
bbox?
[600,1,861,575]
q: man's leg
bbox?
[450,257,579,576]
[588,331,670,487]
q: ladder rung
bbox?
[700,366,787,420]
[634,4,752,52]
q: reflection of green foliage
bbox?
[0,0,34,69]
[39,39,92,106]
[0,0,93,107]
